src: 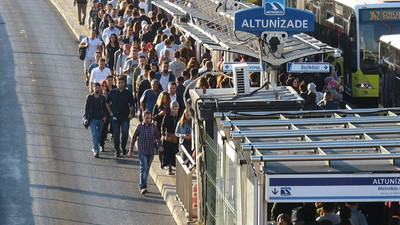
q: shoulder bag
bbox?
[78,37,89,60]
[165,133,178,144]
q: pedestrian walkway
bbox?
[48,0,189,224]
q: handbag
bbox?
[165,132,178,144]
[78,37,88,60]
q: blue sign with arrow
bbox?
[287,62,330,73]
[234,0,314,36]
[223,62,267,72]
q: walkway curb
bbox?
[48,0,90,40]
[48,1,189,223]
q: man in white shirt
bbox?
[168,81,177,102]
[316,202,340,225]
[102,19,120,45]
[110,8,119,21]
[168,34,179,51]
[90,58,112,92]
[155,34,168,58]
[138,0,148,15]
[79,29,102,83]
[156,61,175,91]
[183,68,198,87]
[115,44,131,76]
[199,60,213,74]
[169,51,186,77]
[159,39,175,62]
[123,50,139,92]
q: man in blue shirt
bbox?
[140,79,161,115]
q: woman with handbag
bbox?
[153,91,171,168]
[161,101,179,175]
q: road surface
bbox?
[0,0,175,224]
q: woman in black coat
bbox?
[161,101,180,174]
[153,91,170,167]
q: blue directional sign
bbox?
[234,0,314,36]
[266,173,400,202]
[287,62,330,73]
[223,62,267,72]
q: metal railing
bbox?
[175,143,196,221]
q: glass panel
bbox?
[246,165,257,225]
[225,147,236,213]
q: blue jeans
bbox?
[138,153,154,189]
[89,119,103,153]
[111,117,129,154]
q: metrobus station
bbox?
[149,0,400,224]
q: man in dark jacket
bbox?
[176,76,186,115]
[84,82,107,157]
[106,77,135,157]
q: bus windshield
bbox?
[359,8,400,74]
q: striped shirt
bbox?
[130,122,161,155]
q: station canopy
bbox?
[216,108,400,174]
[152,0,337,67]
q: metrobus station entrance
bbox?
[209,108,400,224]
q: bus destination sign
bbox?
[360,8,400,22]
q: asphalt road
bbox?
[0,0,175,224]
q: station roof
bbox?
[152,0,338,67]
[215,108,400,174]
[190,86,305,120]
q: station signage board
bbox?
[266,173,400,202]
[234,0,314,35]
[223,62,267,72]
[287,62,330,73]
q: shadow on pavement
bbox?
[0,13,34,224]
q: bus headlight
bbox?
[356,82,373,89]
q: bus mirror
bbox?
[349,14,356,38]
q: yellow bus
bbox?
[287,0,400,99]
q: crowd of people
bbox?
[272,202,400,225]
[277,56,345,110]
[78,0,345,196]
[80,0,228,195]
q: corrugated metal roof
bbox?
[215,108,400,174]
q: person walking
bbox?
[79,29,102,86]
[140,79,162,115]
[73,0,88,25]
[161,101,180,174]
[175,109,192,156]
[156,61,176,91]
[106,76,135,157]
[129,110,163,195]
[89,58,111,92]
[83,83,107,158]
[153,91,171,168]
